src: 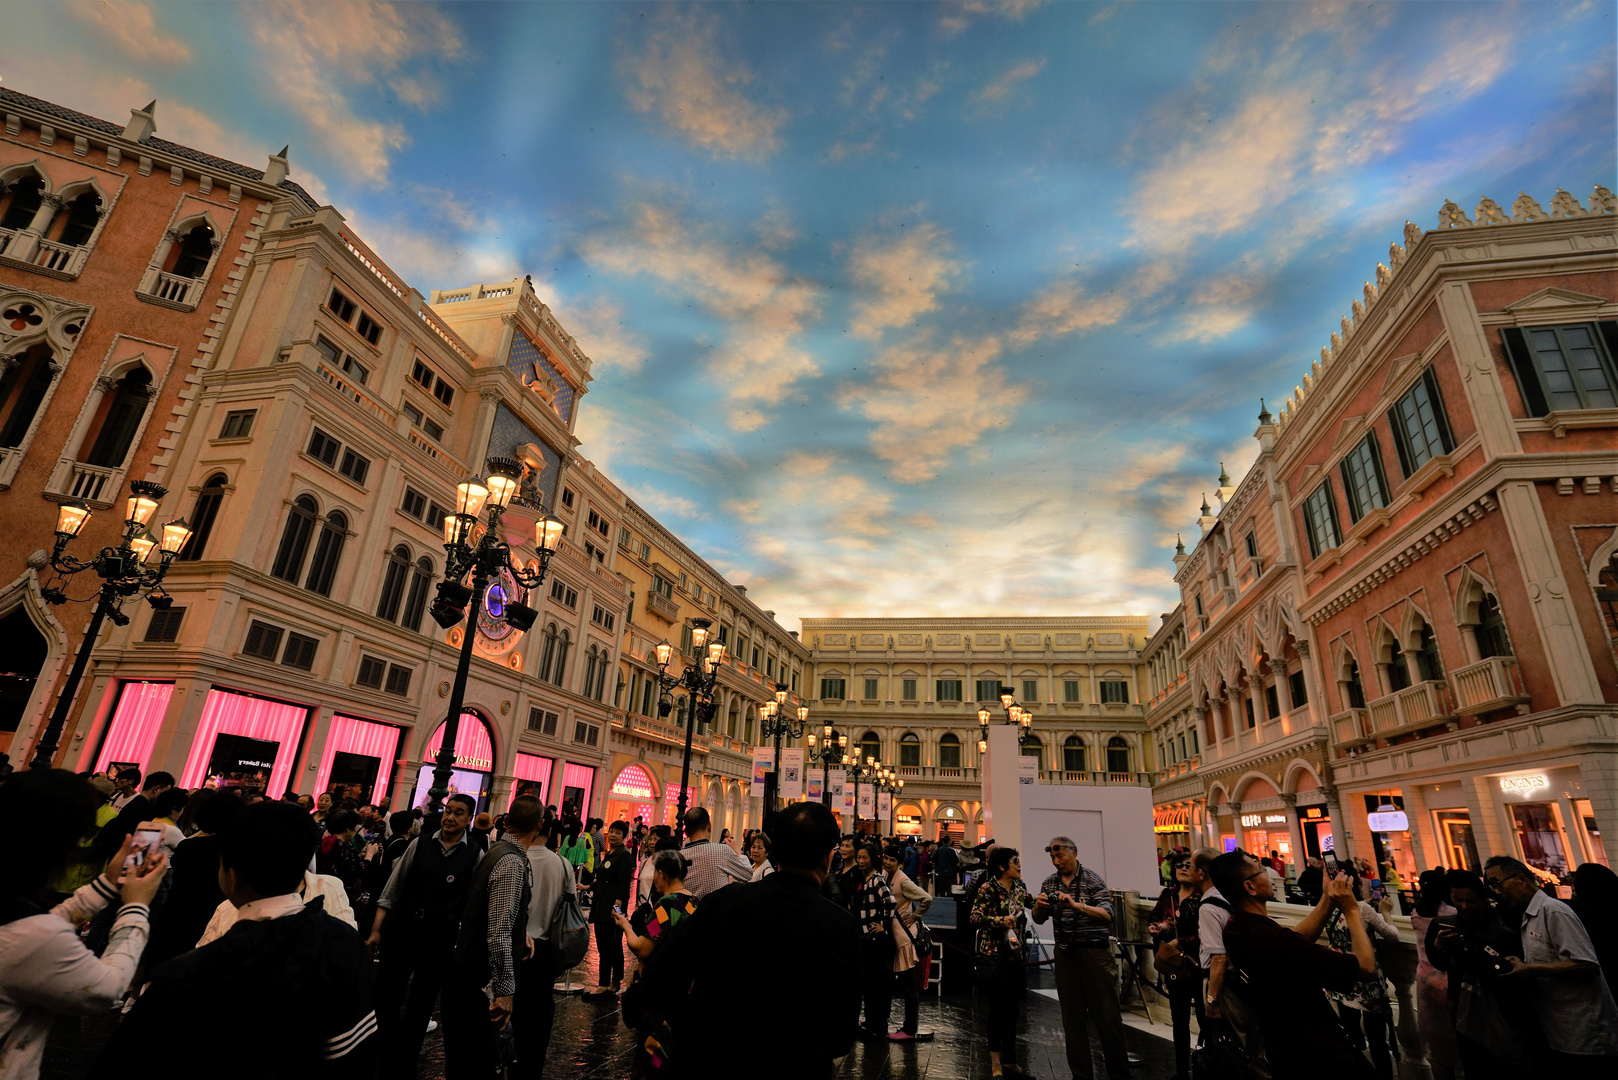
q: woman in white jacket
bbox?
[882,843,934,1042]
[0,770,167,1080]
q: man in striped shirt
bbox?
[1032,836,1131,1080]
[680,807,752,900]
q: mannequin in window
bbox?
[83,367,152,468]
[176,473,227,561]
[0,344,56,448]
[50,191,102,247]
[166,223,214,279]
[0,175,45,232]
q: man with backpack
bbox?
[514,803,581,1078]
[1195,846,1270,1080]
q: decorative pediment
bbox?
[1380,352,1423,397]
[1501,287,1611,319]
[1297,463,1323,488]
[1332,415,1365,450]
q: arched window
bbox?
[538,623,559,682]
[938,733,961,769]
[376,544,411,621]
[1375,625,1410,693]
[303,510,347,596]
[1021,734,1044,772]
[583,646,604,701]
[50,190,102,248]
[0,343,57,449]
[552,630,570,687]
[1342,657,1367,709]
[1063,735,1087,773]
[402,557,432,632]
[1106,736,1131,774]
[676,695,690,729]
[1413,622,1444,682]
[177,472,227,561]
[271,496,317,582]
[0,175,45,232]
[899,732,920,768]
[859,730,881,764]
[83,367,151,467]
[1597,554,1618,648]
[593,648,609,701]
[167,222,215,279]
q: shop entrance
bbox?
[607,764,658,829]
[1363,793,1416,883]
[1510,802,1573,884]
[1299,804,1332,859]
[411,711,496,814]
[1435,810,1481,872]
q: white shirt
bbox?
[1516,889,1618,1054]
[1198,886,1231,967]
[750,860,775,881]
[525,843,573,940]
[198,872,354,947]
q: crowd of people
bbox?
[1145,845,1618,1080]
[9,759,1617,1080]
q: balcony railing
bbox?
[1043,770,1151,786]
[149,270,201,307]
[1330,707,1371,748]
[890,766,978,783]
[1451,655,1530,716]
[0,226,18,256]
[1366,680,1454,737]
[34,238,84,275]
[314,362,392,424]
[0,446,21,489]
[1154,756,1202,782]
[646,591,679,623]
[48,458,121,505]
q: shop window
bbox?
[176,473,227,561]
[0,343,57,450]
[1106,737,1131,774]
[282,631,318,671]
[0,175,45,231]
[270,497,317,583]
[1509,802,1572,881]
[167,223,215,279]
[143,606,184,643]
[1064,736,1087,773]
[82,367,152,468]
[302,511,347,596]
[899,733,920,767]
[1435,810,1481,873]
[1388,369,1455,477]
[1572,799,1607,866]
[402,557,433,632]
[938,733,961,769]
[376,545,411,622]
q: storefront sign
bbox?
[750,748,774,798]
[1302,806,1326,820]
[1366,809,1409,832]
[1240,812,1290,828]
[1498,773,1549,795]
[610,765,657,801]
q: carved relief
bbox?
[1474,197,1509,225]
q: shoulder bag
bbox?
[547,868,590,970]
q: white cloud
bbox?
[553,295,650,372]
[971,58,1046,110]
[1009,277,1129,347]
[243,1,464,185]
[846,221,961,340]
[1158,274,1264,344]
[940,0,1046,36]
[67,0,191,64]
[621,8,787,162]
[577,199,821,430]
[840,331,1027,483]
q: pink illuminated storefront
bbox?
[409,711,497,813]
[93,681,174,776]
[313,714,405,806]
[606,763,657,828]
[508,751,554,809]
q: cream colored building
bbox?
[801,616,1153,842]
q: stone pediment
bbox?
[1501,287,1610,316]
[1333,415,1365,450]
[1380,353,1423,396]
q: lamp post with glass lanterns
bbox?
[426,457,564,816]
[653,618,726,843]
[29,480,192,769]
[844,748,886,836]
[975,685,1035,763]
[758,682,806,810]
[878,771,904,834]
[806,723,845,809]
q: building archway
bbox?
[607,762,659,828]
[410,710,497,813]
[0,606,48,735]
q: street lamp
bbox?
[976,684,1035,760]
[806,723,844,809]
[878,770,905,834]
[844,747,884,836]
[426,456,562,815]
[654,618,726,842]
[758,682,806,809]
[29,480,191,769]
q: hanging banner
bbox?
[779,748,805,799]
[828,768,848,815]
[878,791,892,819]
[1018,754,1040,787]
[750,748,775,798]
[806,771,824,801]
[858,784,875,818]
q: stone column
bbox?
[1228,800,1245,852]
[1323,779,1352,864]
[1270,659,1294,733]
[1280,792,1307,879]
[1400,782,1437,877]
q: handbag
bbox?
[1155,938,1200,990]
[547,874,590,970]
[1192,1018,1255,1080]
[894,909,933,988]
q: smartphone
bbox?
[613,902,623,916]
[125,825,164,870]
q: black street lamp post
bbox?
[843,748,888,837]
[425,457,563,817]
[758,681,806,810]
[653,618,726,843]
[806,723,845,808]
[29,481,192,770]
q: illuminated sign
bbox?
[1240,812,1290,828]
[1499,774,1549,795]
[1366,810,1409,832]
[1303,806,1325,820]
[941,807,957,818]
[610,769,656,800]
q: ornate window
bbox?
[1106,736,1131,774]
[84,368,152,468]
[402,557,433,632]
[303,511,347,596]
[138,213,224,311]
[938,733,961,769]
[1063,735,1087,773]
[0,171,108,278]
[176,472,227,561]
[0,175,45,231]
[1388,369,1455,477]
[376,544,411,621]
[271,496,318,583]
[899,732,920,767]
[0,344,58,452]
[538,623,559,682]
[553,630,570,688]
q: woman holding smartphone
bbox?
[971,847,1033,1079]
[0,770,168,1080]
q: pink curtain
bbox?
[507,751,554,809]
[313,715,403,805]
[421,712,494,772]
[179,690,311,797]
[94,682,174,775]
[563,761,595,816]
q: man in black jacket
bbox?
[95,801,376,1079]
[92,770,174,866]
[368,793,479,1076]
[662,801,861,1079]
[584,820,634,997]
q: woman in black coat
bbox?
[142,792,243,968]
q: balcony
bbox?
[46,458,121,506]
[1154,756,1201,783]
[1366,680,1455,738]
[1330,707,1372,750]
[138,269,204,311]
[1043,770,1152,786]
[0,446,21,489]
[891,765,978,785]
[0,229,89,278]
[646,590,679,624]
[314,362,393,425]
[1451,656,1530,716]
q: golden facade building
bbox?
[802,616,1152,842]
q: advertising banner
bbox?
[806,771,823,801]
[828,768,848,816]
[858,784,875,818]
[750,748,775,798]
[780,748,805,799]
[878,790,892,819]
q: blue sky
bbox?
[8,1,1613,628]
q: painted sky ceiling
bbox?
[8,1,1614,629]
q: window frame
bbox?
[1503,322,1618,415]
[1339,432,1390,523]
[218,410,256,439]
[143,606,184,643]
[1387,368,1455,478]
[1303,479,1342,559]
